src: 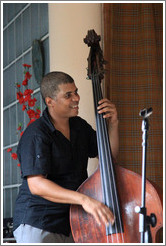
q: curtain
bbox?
[103,3,163,189]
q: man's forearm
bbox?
[27,174,115,226]
[27,174,85,205]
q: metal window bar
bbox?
[3,3,31,31]
[3,33,49,72]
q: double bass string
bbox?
[95,74,124,243]
[91,73,114,243]
[92,73,124,243]
[92,73,116,243]
[91,73,107,210]
[92,73,116,218]
[92,73,120,243]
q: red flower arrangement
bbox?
[7,64,41,167]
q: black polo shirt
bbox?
[13,108,98,236]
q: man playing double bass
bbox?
[13,71,119,243]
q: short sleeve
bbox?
[17,135,51,178]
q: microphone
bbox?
[139,107,153,118]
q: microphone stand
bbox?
[135,108,157,243]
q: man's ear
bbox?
[45,97,55,107]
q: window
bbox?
[3,3,49,219]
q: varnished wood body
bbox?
[70,165,163,243]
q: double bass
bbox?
[70,30,163,243]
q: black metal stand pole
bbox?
[135,108,157,243]
[141,116,149,243]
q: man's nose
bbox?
[72,93,80,101]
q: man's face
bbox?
[50,82,80,119]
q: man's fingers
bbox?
[96,205,115,226]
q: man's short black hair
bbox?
[40,71,74,102]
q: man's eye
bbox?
[65,93,71,98]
